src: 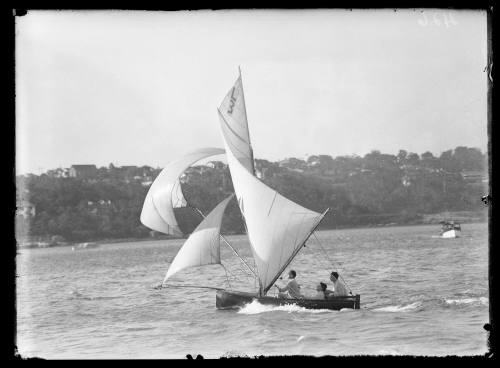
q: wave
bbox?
[373,301,422,312]
[125,327,156,332]
[74,312,97,318]
[237,300,333,315]
[445,297,488,306]
[69,290,121,301]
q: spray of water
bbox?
[237,300,334,315]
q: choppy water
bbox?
[16,223,489,358]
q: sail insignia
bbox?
[218,74,255,174]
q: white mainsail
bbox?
[220,135,327,295]
[218,72,255,174]
[140,147,225,237]
[162,194,234,283]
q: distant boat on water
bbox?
[439,221,461,238]
[140,69,360,311]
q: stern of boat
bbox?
[216,289,257,310]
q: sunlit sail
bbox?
[163,194,234,283]
[220,135,327,295]
[140,147,224,236]
[218,71,255,174]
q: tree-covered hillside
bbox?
[16,146,488,243]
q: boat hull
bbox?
[216,289,360,310]
[442,229,460,238]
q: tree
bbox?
[397,149,408,164]
[18,145,487,242]
[421,151,438,170]
[406,153,420,166]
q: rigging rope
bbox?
[221,258,256,291]
[223,260,252,283]
[312,233,354,295]
[188,203,257,280]
[221,263,232,289]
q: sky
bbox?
[15,9,488,175]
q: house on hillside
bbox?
[119,165,139,178]
[279,158,307,172]
[47,168,70,178]
[183,166,209,183]
[69,165,97,179]
[206,161,226,170]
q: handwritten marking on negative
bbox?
[418,11,458,28]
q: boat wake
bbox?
[444,297,488,306]
[237,300,333,315]
[373,301,422,312]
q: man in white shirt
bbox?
[275,270,302,299]
[326,271,349,298]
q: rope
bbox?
[221,259,256,291]
[189,203,257,283]
[224,261,253,285]
[221,263,232,289]
[312,233,354,295]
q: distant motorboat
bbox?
[72,242,98,251]
[440,221,461,238]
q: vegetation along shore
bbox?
[16,146,488,247]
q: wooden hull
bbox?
[216,289,360,310]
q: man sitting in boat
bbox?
[325,271,349,297]
[275,270,302,299]
[311,282,327,300]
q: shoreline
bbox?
[17,220,488,249]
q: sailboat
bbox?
[141,70,360,311]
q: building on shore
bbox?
[69,164,98,179]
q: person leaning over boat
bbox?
[274,270,302,298]
[325,271,349,298]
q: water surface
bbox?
[16,223,489,358]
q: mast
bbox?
[263,208,330,295]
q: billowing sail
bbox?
[163,194,234,283]
[218,73,255,174]
[221,140,326,295]
[140,147,225,236]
